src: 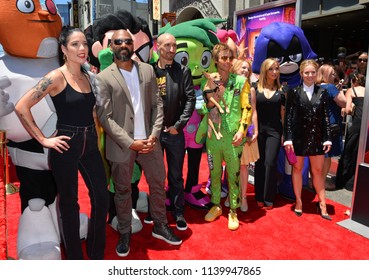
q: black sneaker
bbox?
[175,215,188,231]
[116,232,131,257]
[144,215,154,225]
[152,224,182,245]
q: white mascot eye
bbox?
[17,0,35,13]
[289,53,302,63]
[275,57,284,64]
[174,51,189,66]
[201,50,212,69]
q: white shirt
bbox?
[120,65,146,140]
[303,83,314,101]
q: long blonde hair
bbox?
[257,58,281,92]
[316,64,334,84]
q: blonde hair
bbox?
[316,64,334,84]
[231,59,252,78]
[257,58,281,92]
[212,43,232,62]
[299,59,319,76]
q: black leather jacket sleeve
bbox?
[174,65,195,131]
[152,62,195,132]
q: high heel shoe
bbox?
[294,209,303,217]
[316,202,332,221]
[256,201,264,208]
[240,197,248,212]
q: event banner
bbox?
[235,3,296,60]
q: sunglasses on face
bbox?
[359,59,367,62]
[113,38,133,46]
[219,56,234,62]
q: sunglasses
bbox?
[359,59,367,62]
[113,38,133,45]
[219,56,234,62]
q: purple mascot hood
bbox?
[252,22,317,88]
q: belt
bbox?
[56,124,95,133]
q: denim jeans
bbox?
[160,130,185,217]
[50,124,109,260]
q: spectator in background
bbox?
[335,51,347,81]
[316,64,346,190]
[357,52,368,75]
[231,59,252,80]
[347,52,367,88]
[336,74,366,191]
[229,58,255,212]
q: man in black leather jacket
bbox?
[151,33,195,231]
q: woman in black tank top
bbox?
[251,58,285,210]
[15,26,108,260]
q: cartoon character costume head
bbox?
[251,22,316,200]
[159,18,223,87]
[0,0,62,209]
[91,9,153,68]
[158,18,223,209]
[216,29,247,60]
[252,22,317,88]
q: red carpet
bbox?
[3,152,369,260]
[0,154,6,260]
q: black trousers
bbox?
[254,130,281,205]
[160,130,186,218]
[50,124,109,260]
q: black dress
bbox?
[284,85,331,156]
[335,88,364,190]
[254,87,285,205]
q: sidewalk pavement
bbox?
[325,157,353,208]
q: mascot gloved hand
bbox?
[252,22,317,200]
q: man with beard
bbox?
[96,29,182,257]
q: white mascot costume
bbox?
[0,0,87,259]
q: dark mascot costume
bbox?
[252,22,317,199]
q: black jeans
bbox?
[50,124,109,260]
[160,130,185,217]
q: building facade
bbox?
[70,0,369,58]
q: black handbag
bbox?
[330,123,341,138]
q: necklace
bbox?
[266,84,276,90]
[66,69,83,80]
